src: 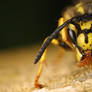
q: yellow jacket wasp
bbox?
[34,0,92,88]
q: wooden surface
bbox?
[0,45,92,92]
[0,45,37,92]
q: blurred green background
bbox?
[0,0,72,49]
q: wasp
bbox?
[34,0,92,88]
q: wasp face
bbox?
[77,30,92,51]
[77,21,92,50]
[75,21,92,64]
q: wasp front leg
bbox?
[34,38,73,88]
[34,48,47,88]
[34,38,60,88]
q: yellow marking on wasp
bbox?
[77,33,92,50]
[76,48,82,62]
[58,18,67,41]
[51,39,59,45]
[79,21,92,30]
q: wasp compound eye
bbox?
[68,29,76,44]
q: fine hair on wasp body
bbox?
[34,0,92,88]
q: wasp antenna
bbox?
[34,18,74,64]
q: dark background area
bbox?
[0,0,73,50]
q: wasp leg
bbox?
[35,39,72,88]
[35,38,60,88]
[35,37,48,88]
[58,17,74,49]
[34,49,46,88]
